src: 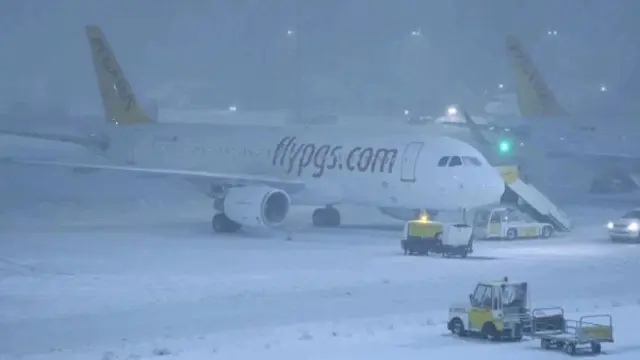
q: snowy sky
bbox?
[0,0,638,113]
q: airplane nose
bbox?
[476,169,505,207]
[487,171,506,204]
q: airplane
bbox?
[500,35,640,195]
[0,25,506,233]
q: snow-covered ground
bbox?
[3,136,640,359]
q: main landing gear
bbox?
[211,213,241,233]
[312,206,341,227]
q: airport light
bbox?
[447,106,458,116]
[498,139,512,154]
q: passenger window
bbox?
[462,156,482,166]
[448,156,462,167]
[437,156,450,167]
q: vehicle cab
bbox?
[472,207,554,240]
[448,277,529,340]
[607,208,640,242]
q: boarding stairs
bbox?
[496,166,572,232]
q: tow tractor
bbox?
[401,214,473,257]
[448,277,532,341]
[472,207,555,240]
[447,277,614,355]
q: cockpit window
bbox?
[462,156,482,166]
[448,156,462,167]
[437,156,450,167]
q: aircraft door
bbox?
[400,142,424,182]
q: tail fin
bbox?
[85,25,154,125]
[505,35,569,117]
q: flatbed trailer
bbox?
[528,307,614,355]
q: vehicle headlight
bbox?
[628,222,639,231]
[606,221,614,229]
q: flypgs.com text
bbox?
[272,136,398,178]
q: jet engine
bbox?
[223,186,291,228]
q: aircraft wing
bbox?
[0,129,105,149]
[547,149,640,163]
[1,157,307,193]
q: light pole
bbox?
[405,28,427,116]
[285,27,301,121]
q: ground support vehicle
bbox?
[447,279,614,354]
[528,307,613,355]
[448,278,531,341]
[472,207,554,240]
[401,219,473,258]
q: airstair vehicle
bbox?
[497,166,572,232]
[453,108,571,233]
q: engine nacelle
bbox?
[223,186,290,228]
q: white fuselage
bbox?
[103,123,505,211]
[510,117,640,195]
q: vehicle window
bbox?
[483,286,494,308]
[475,211,488,225]
[502,283,526,308]
[472,285,487,306]
[462,156,482,166]
[489,212,502,223]
[622,210,640,219]
[472,285,492,308]
[437,156,450,167]
[448,156,462,167]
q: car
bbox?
[606,209,640,242]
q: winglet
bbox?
[505,35,569,117]
[85,25,154,125]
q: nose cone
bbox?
[473,168,506,208]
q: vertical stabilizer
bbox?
[505,35,569,117]
[85,25,154,125]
